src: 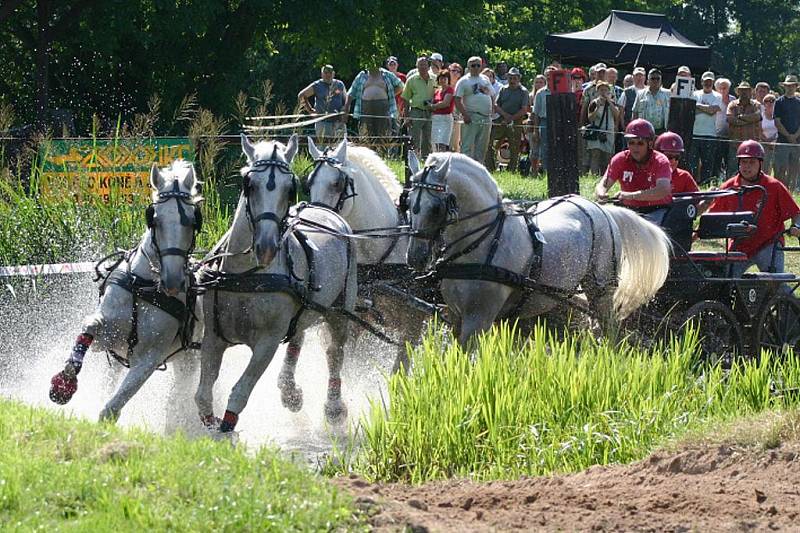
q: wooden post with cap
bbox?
[545,69,579,197]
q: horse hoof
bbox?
[324,400,348,425]
[211,429,239,445]
[281,387,304,413]
[98,408,119,423]
[49,370,78,405]
[200,414,221,430]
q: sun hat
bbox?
[780,75,799,86]
[701,71,715,81]
[507,67,521,77]
[430,52,443,62]
[633,67,646,75]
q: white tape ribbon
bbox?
[0,262,96,277]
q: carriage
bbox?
[628,186,800,364]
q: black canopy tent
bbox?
[545,10,711,70]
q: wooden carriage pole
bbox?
[668,76,698,168]
[546,69,579,197]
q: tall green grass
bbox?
[0,399,361,530]
[343,323,800,483]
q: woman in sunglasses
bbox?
[594,118,674,225]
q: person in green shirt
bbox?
[402,57,436,158]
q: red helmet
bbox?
[736,139,765,160]
[654,131,684,153]
[624,119,656,139]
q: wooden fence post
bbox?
[546,93,579,197]
[668,97,697,168]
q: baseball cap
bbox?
[677,65,691,75]
[321,64,334,72]
[633,67,646,75]
[648,68,662,78]
[595,62,607,71]
[507,67,521,77]
[701,71,715,81]
[430,52,443,62]
[386,56,398,64]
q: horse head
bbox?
[147,160,203,296]
[405,151,453,271]
[240,132,299,267]
[305,136,355,213]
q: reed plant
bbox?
[344,322,800,483]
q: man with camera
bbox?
[584,81,619,175]
[486,67,529,172]
[594,118,673,225]
[402,56,436,158]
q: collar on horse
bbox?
[304,150,357,212]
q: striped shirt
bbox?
[348,68,404,119]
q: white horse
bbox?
[276,136,422,380]
[194,134,357,433]
[405,152,671,346]
[48,160,204,421]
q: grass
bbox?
[0,399,362,531]
[335,322,800,484]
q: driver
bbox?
[595,118,673,225]
[707,139,800,277]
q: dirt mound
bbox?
[336,443,800,531]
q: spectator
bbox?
[688,71,723,184]
[707,140,800,279]
[585,81,619,176]
[632,68,670,134]
[429,53,444,78]
[430,70,456,152]
[487,67,529,172]
[755,81,771,104]
[761,93,779,174]
[448,62,464,151]
[774,75,800,191]
[297,64,347,142]
[714,77,735,179]
[618,67,646,127]
[482,68,501,122]
[669,65,692,92]
[495,61,509,86]
[606,67,623,101]
[532,67,554,174]
[454,56,494,163]
[581,64,609,173]
[346,61,404,141]
[402,56,436,158]
[726,81,762,177]
[526,74,547,175]
[386,56,407,119]
[622,74,634,89]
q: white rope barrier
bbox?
[0,261,96,278]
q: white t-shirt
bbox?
[692,89,722,137]
[455,74,493,116]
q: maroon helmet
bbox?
[655,131,684,153]
[736,139,766,160]
[624,118,656,139]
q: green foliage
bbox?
[0,399,361,530]
[339,322,800,483]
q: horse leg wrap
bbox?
[219,410,239,433]
[49,333,93,405]
[327,377,342,400]
[285,342,301,367]
[67,333,94,374]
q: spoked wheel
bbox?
[754,294,800,361]
[681,301,743,368]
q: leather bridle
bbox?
[304,152,357,212]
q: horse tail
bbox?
[602,205,671,319]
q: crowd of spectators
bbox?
[298,56,800,192]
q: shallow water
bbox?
[0,275,393,465]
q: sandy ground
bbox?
[336,442,800,532]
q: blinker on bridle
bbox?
[408,165,458,241]
[305,148,357,212]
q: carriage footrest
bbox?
[741,272,797,281]
[677,251,749,262]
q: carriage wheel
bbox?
[754,294,800,361]
[681,301,743,368]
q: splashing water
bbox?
[0,274,393,464]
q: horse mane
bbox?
[424,152,502,199]
[346,145,403,202]
[152,158,203,203]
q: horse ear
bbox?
[407,149,421,175]
[149,163,163,190]
[436,156,451,179]
[332,136,347,163]
[182,164,196,191]
[307,136,322,160]
[241,132,256,163]
[285,133,299,162]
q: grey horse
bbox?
[194,134,357,433]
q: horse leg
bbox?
[48,315,102,404]
[277,332,304,412]
[220,336,281,433]
[194,334,227,429]
[98,346,165,422]
[322,315,349,425]
[164,349,199,432]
